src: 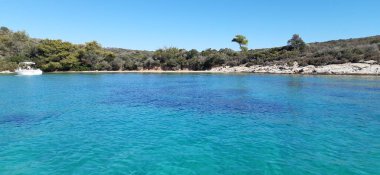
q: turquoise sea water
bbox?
[0,73,379,175]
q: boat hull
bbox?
[15,69,43,76]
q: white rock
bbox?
[364,60,377,64]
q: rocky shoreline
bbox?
[2,62,380,75]
[0,70,12,74]
[210,62,380,75]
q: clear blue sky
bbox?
[0,0,379,51]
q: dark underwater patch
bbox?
[0,112,62,126]
[100,86,288,115]
[0,114,30,125]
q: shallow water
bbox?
[0,73,379,175]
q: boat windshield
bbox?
[18,62,37,70]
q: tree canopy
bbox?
[287,34,306,51]
[232,35,249,52]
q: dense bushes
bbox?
[0,59,17,71]
[295,43,380,66]
[1,26,379,72]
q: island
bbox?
[1,26,379,75]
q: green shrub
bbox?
[41,62,62,72]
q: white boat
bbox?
[15,62,43,75]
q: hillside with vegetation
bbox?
[1,26,379,72]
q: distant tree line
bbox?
[1,26,379,71]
